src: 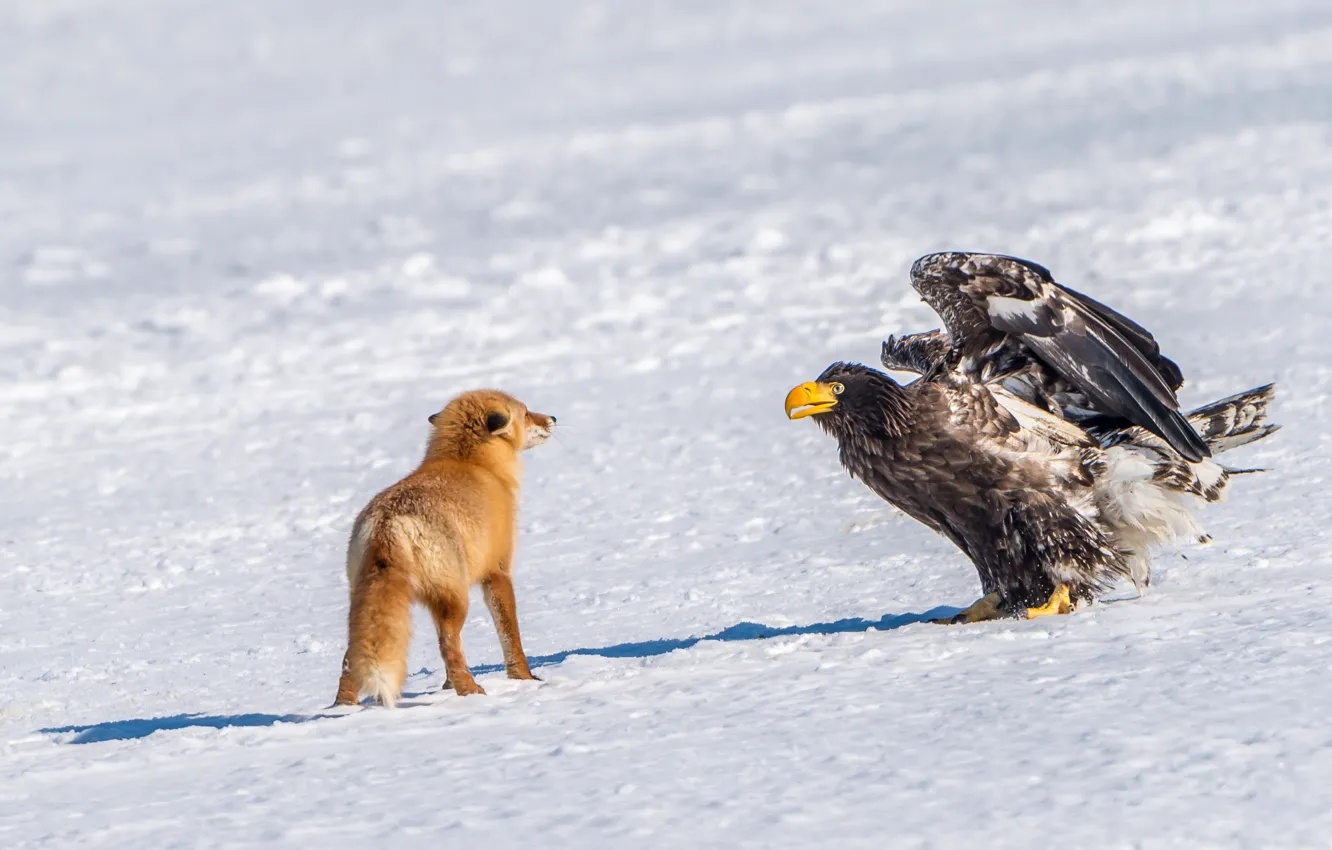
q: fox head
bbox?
[427,390,555,457]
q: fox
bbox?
[333,389,556,706]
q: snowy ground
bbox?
[3,0,1332,846]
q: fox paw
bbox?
[444,677,487,697]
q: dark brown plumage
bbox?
[789,252,1280,620]
[788,362,1127,613]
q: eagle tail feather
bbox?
[1187,384,1279,455]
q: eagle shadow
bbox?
[446,604,955,682]
[40,606,953,744]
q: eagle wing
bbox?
[988,386,1098,450]
[881,329,949,375]
[910,251,1209,462]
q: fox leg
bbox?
[431,592,485,696]
[336,563,413,707]
[483,571,539,681]
[333,651,358,705]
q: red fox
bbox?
[333,390,555,706]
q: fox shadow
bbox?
[41,606,952,744]
[40,711,332,745]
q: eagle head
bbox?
[784,362,909,439]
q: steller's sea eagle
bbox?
[785,252,1278,622]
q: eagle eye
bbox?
[831,382,845,395]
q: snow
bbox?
[2,0,1331,846]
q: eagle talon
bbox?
[1025,583,1073,619]
[932,592,1004,625]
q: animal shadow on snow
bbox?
[404,606,954,695]
[41,712,334,745]
[42,607,952,744]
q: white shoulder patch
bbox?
[986,294,1041,325]
[991,388,1095,448]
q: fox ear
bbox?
[485,411,511,434]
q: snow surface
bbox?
[3,0,1331,846]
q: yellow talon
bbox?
[933,592,1004,625]
[1026,583,1073,619]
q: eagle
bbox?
[785,252,1278,622]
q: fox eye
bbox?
[831,383,845,395]
[485,411,510,433]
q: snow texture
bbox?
[2,1,1330,847]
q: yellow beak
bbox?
[785,382,839,420]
